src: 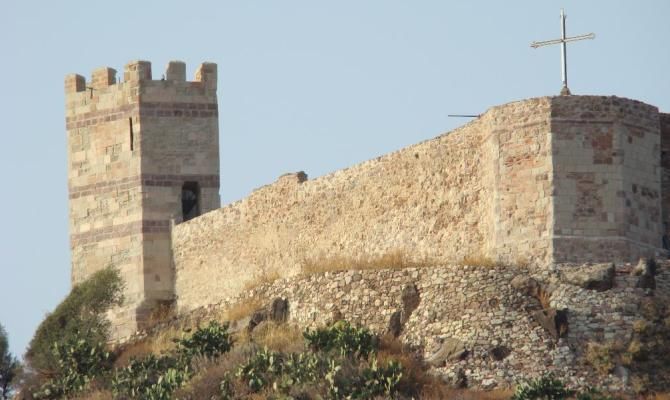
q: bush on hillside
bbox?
[303,320,377,359]
[33,328,112,399]
[112,321,233,400]
[26,267,123,375]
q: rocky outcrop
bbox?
[561,263,615,291]
[425,338,467,367]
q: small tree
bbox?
[25,267,123,397]
[0,323,20,400]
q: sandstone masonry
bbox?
[65,60,220,337]
[65,59,670,339]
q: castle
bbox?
[66,60,670,338]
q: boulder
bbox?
[633,258,656,290]
[561,263,615,291]
[400,283,421,323]
[531,308,568,340]
[488,345,511,361]
[444,367,467,389]
[510,275,541,297]
[633,258,657,276]
[388,311,402,337]
[614,365,630,386]
[269,298,289,322]
[246,297,289,333]
[426,338,467,367]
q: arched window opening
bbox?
[181,181,200,222]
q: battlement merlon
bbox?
[64,60,217,94]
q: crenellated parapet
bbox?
[64,60,217,95]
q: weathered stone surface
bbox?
[124,262,670,392]
[532,308,568,340]
[634,258,657,289]
[445,367,467,389]
[426,338,467,367]
[614,365,630,386]
[562,263,615,291]
[270,298,289,322]
[400,284,420,323]
[247,298,289,332]
[488,345,511,361]
[388,311,402,337]
[511,275,541,297]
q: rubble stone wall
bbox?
[183,261,670,390]
[172,98,556,312]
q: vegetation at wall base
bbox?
[0,323,21,400]
[22,267,123,398]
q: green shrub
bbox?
[112,322,232,400]
[303,320,377,359]
[341,358,403,399]
[33,328,112,399]
[511,373,574,400]
[112,354,189,400]
[236,348,324,393]
[27,267,123,374]
[176,321,232,359]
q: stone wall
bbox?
[660,113,670,239]
[172,98,559,313]
[551,96,663,263]
[181,261,670,391]
[172,95,667,314]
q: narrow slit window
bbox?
[129,117,134,151]
[181,181,200,222]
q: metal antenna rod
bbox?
[447,114,480,118]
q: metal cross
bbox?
[531,9,595,95]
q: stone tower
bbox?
[65,60,220,337]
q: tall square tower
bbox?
[65,60,220,337]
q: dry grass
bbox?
[422,388,514,400]
[113,325,183,367]
[461,254,502,268]
[68,391,110,400]
[250,322,305,353]
[176,343,260,400]
[219,297,264,322]
[301,250,437,275]
[243,269,282,291]
[145,300,176,327]
[585,341,620,375]
[69,389,113,400]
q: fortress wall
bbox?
[490,98,553,264]
[172,98,555,312]
[550,96,662,262]
[660,113,670,239]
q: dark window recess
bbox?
[181,181,200,221]
[129,117,134,151]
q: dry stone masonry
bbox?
[149,260,669,391]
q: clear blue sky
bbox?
[1,1,669,358]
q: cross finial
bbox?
[531,9,595,95]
